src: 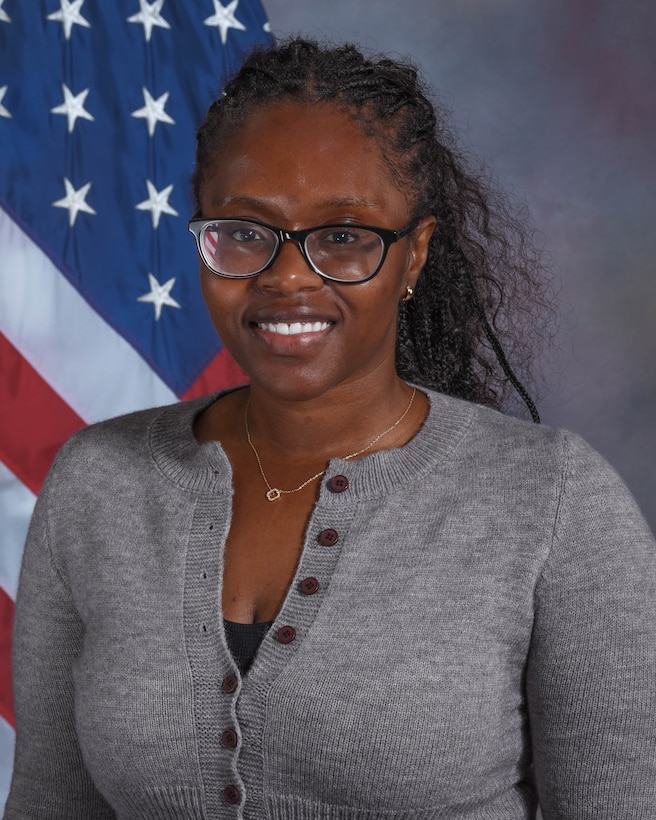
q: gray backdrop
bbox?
[264,0,656,532]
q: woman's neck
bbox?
[195,373,426,467]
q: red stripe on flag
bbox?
[0,589,15,728]
[182,348,248,401]
[0,333,85,495]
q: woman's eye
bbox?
[231,227,262,242]
[322,229,361,245]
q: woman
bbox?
[6,38,656,819]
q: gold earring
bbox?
[400,286,414,303]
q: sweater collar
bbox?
[149,387,476,499]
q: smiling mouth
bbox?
[256,321,331,336]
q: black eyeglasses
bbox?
[188,217,421,283]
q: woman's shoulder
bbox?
[424,390,655,562]
[424,387,633,495]
[46,393,222,492]
[426,387,564,452]
[64,395,210,454]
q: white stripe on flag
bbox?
[0,463,35,601]
[0,207,177,423]
[0,716,14,815]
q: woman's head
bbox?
[193,99,436,403]
[192,38,551,414]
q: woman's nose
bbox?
[255,238,324,293]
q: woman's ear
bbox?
[404,215,437,292]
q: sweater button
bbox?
[223,785,240,804]
[299,577,320,595]
[222,673,238,694]
[276,625,296,644]
[221,728,238,748]
[318,528,338,546]
[328,474,349,492]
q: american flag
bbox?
[0,0,270,807]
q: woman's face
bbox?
[198,100,435,402]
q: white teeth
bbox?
[258,321,330,335]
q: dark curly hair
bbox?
[192,37,553,419]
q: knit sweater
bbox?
[5,388,656,819]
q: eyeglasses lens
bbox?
[305,227,384,281]
[201,221,276,277]
[200,221,385,281]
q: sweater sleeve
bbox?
[526,433,656,818]
[3,465,116,819]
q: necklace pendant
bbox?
[245,388,416,502]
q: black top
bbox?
[223,619,273,675]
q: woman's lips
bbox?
[256,321,331,336]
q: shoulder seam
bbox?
[537,429,570,588]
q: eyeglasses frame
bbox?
[187,216,422,284]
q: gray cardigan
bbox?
[6,389,656,819]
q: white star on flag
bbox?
[46,0,91,41]
[127,0,171,43]
[137,273,181,320]
[52,178,97,226]
[131,88,175,137]
[204,0,246,45]
[0,0,11,23]
[0,86,10,118]
[135,180,178,229]
[50,84,94,133]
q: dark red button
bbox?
[328,474,349,492]
[222,673,238,694]
[299,577,320,595]
[318,528,338,546]
[276,625,296,644]
[223,785,240,804]
[221,728,238,748]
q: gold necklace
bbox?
[245,387,417,502]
